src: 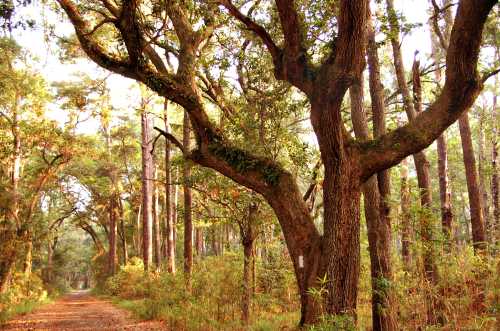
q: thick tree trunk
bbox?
[259,176,321,325]
[152,164,162,269]
[458,114,487,251]
[183,110,193,282]
[311,100,361,321]
[163,101,176,273]
[141,110,153,271]
[0,229,16,293]
[322,160,361,318]
[1,99,22,293]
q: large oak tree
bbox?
[57,0,497,325]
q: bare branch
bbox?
[153,126,185,154]
[482,67,500,83]
[219,0,281,61]
[430,0,449,50]
[303,160,321,201]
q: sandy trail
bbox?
[1,290,166,330]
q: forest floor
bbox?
[1,290,166,330]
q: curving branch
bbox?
[359,0,497,182]
[57,0,137,79]
[219,0,280,60]
[153,127,185,154]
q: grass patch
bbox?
[0,296,53,325]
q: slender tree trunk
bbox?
[195,228,203,259]
[478,111,489,234]
[183,110,193,283]
[362,14,397,330]
[429,24,453,242]
[240,203,258,324]
[119,198,128,264]
[492,75,499,244]
[458,114,487,252]
[108,197,117,275]
[437,135,453,240]
[163,100,176,273]
[46,239,55,283]
[23,234,33,276]
[242,238,255,324]
[141,110,153,271]
[351,68,397,330]
[103,115,118,275]
[400,157,412,269]
[386,0,440,322]
[152,164,162,270]
[135,204,142,257]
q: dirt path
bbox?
[1,290,166,330]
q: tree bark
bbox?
[364,13,397,330]
[108,197,117,275]
[437,134,453,240]
[492,74,499,244]
[183,110,193,283]
[152,163,162,269]
[23,234,33,276]
[400,157,412,269]
[240,203,258,324]
[195,228,203,259]
[163,100,176,273]
[134,203,142,257]
[46,239,56,284]
[478,111,490,239]
[141,110,153,271]
[351,69,397,330]
[119,198,128,264]
[103,113,118,275]
[458,113,487,251]
[0,96,22,293]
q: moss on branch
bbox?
[207,143,281,186]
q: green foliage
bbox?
[307,314,356,331]
[103,254,298,330]
[0,273,51,324]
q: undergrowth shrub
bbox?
[0,272,50,324]
[103,253,299,330]
[102,246,499,330]
[394,246,498,330]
